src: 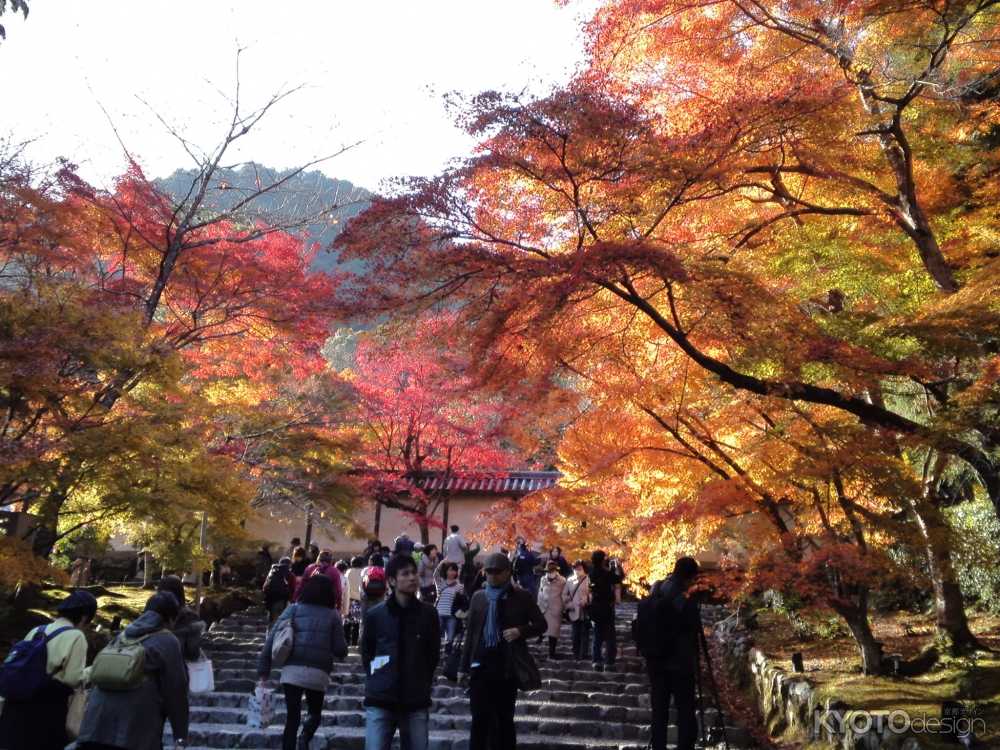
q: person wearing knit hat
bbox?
[0,590,97,750]
[459,550,546,750]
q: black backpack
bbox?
[263,565,291,600]
[631,581,679,659]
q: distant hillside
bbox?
[155,164,372,273]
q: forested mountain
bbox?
[156,164,371,272]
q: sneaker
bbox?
[592,662,604,672]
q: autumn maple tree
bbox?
[339,315,519,545]
[334,0,1000,667]
[0,84,357,564]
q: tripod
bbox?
[694,620,730,750]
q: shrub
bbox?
[946,497,1000,614]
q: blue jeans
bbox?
[439,614,458,647]
[592,618,617,665]
[364,706,429,750]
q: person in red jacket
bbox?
[295,549,344,610]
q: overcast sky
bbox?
[3,1,594,191]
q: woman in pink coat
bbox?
[537,559,567,659]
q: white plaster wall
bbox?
[246,495,511,558]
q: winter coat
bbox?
[295,562,344,609]
[647,575,702,674]
[511,547,541,592]
[77,611,189,750]
[588,566,623,624]
[172,606,206,661]
[362,595,441,710]
[460,584,546,681]
[257,602,348,677]
[562,573,591,622]
[537,573,567,638]
[263,562,297,605]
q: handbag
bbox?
[65,686,88,738]
[511,642,542,692]
[187,654,215,693]
[271,605,296,667]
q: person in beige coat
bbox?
[562,559,592,659]
[537,559,567,659]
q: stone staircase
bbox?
[171,603,754,749]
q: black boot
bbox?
[548,636,559,659]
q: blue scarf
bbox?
[483,582,509,648]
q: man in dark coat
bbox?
[460,552,547,750]
[588,549,623,671]
[362,553,441,750]
[510,538,541,595]
[645,556,702,750]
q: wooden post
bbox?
[194,511,207,612]
[374,501,382,539]
[304,501,314,550]
[441,494,450,547]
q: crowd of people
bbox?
[0,526,705,750]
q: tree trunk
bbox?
[142,550,154,589]
[829,594,883,675]
[28,488,67,558]
[909,499,981,653]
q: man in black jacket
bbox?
[646,556,702,750]
[362,553,441,750]
[460,552,547,750]
[589,549,623,671]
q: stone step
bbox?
[184,706,662,740]
[211,680,651,707]
[189,690,721,724]
[176,603,754,750]
[215,667,646,689]
[167,724,724,749]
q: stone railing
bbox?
[712,613,925,750]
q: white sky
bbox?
[2,1,595,191]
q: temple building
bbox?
[246,470,562,557]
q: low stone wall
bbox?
[713,615,925,750]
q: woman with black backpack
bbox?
[0,589,97,750]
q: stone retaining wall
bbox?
[712,614,925,750]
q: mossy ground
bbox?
[752,609,1000,749]
[0,584,154,652]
